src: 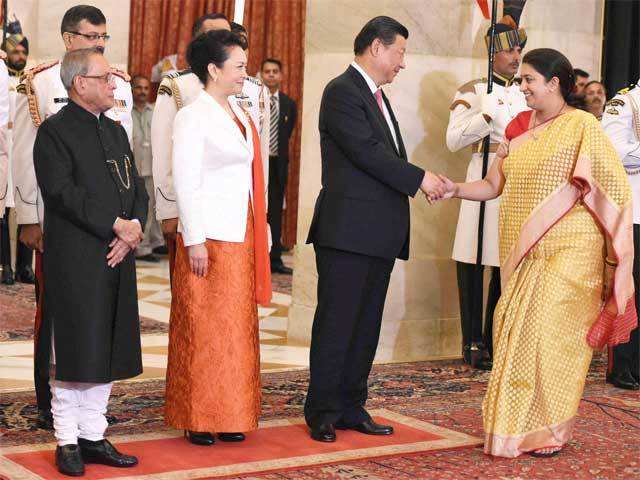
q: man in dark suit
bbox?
[262,58,297,274]
[34,48,145,477]
[305,16,445,442]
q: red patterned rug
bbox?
[1,358,638,479]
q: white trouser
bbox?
[49,328,112,446]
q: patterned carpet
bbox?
[1,358,638,479]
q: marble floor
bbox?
[0,254,309,393]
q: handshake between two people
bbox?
[107,217,144,268]
[419,142,509,205]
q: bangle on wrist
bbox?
[604,257,618,267]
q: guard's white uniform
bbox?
[151,70,270,222]
[12,60,132,226]
[446,76,528,266]
[0,62,9,217]
[602,81,640,224]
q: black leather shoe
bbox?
[336,419,394,435]
[1,265,14,285]
[463,344,492,371]
[15,265,36,284]
[152,245,169,255]
[36,409,54,430]
[218,432,245,442]
[77,438,138,467]
[607,369,640,390]
[56,444,85,477]
[310,423,336,442]
[185,430,215,446]
[271,263,293,275]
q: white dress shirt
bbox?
[350,61,398,150]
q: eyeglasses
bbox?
[67,31,111,42]
[80,73,115,84]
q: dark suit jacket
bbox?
[271,92,297,186]
[306,65,425,260]
[33,100,148,383]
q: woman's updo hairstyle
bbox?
[522,48,575,102]
[187,29,245,85]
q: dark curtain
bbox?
[602,0,640,94]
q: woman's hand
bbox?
[436,175,458,200]
[188,243,209,277]
[602,263,615,302]
[496,141,509,161]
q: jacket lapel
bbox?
[201,92,250,154]
[381,91,406,159]
[348,66,400,156]
[229,98,254,159]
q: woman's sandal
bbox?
[530,446,562,458]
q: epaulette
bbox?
[458,78,486,94]
[157,76,184,109]
[110,68,131,83]
[164,69,191,79]
[18,60,59,127]
[245,75,263,87]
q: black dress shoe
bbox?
[336,419,394,435]
[36,409,54,430]
[310,423,336,442]
[1,265,14,285]
[15,265,36,284]
[153,245,169,255]
[136,253,160,263]
[271,263,293,275]
[607,369,640,390]
[185,430,215,446]
[56,444,85,477]
[463,344,493,371]
[77,438,138,467]
[218,432,245,442]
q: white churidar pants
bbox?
[49,329,113,446]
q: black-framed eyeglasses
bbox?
[80,73,115,84]
[67,31,111,42]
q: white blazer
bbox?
[172,90,254,246]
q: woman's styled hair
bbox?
[522,48,575,101]
[187,29,245,85]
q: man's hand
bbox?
[19,224,44,252]
[420,171,445,202]
[161,218,179,240]
[187,243,208,277]
[107,237,132,268]
[113,218,143,249]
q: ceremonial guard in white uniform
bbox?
[11,5,133,431]
[446,14,528,369]
[0,60,9,218]
[152,14,270,273]
[602,81,640,390]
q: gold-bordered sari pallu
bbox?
[483,109,637,458]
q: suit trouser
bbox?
[135,176,164,256]
[610,224,640,377]
[267,155,287,264]
[456,261,501,357]
[304,246,394,427]
[0,209,32,269]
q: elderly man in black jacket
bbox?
[33,47,146,477]
[304,16,445,442]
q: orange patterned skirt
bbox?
[164,209,261,432]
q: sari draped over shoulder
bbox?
[483,109,637,458]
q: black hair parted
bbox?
[187,29,245,85]
[61,5,106,36]
[573,68,589,79]
[523,48,575,101]
[192,12,230,37]
[261,58,282,71]
[353,16,408,56]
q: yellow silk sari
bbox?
[483,109,636,457]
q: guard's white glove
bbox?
[480,92,500,121]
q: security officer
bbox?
[445,13,528,370]
[152,13,270,274]
[602,81,640,390]
[12,4,133,429]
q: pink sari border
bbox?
[484,417,575,458]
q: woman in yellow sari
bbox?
[439,49,637,458]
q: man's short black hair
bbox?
[353,16,408,56]
[61,5,106,36]
[192,13,229,37]
[131,74,150,85]
[261,58,282,71]
[573,68,589,78]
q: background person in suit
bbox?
[261,58,297,274]
[304,16,445,443]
